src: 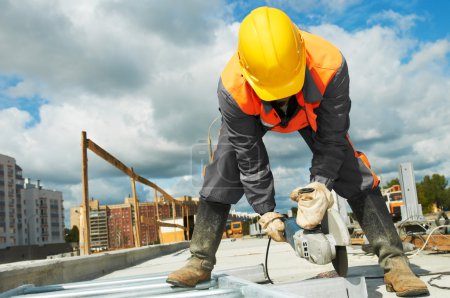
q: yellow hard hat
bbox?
[238,7,306,101]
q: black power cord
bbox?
[427,272,450,290]
[264,236,450,291]
[265,237,274,284]
[365,271,450,291]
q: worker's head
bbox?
[238,7,306,102]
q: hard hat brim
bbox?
[242,48,306,102]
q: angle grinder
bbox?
[284,208,351,277]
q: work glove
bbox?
[258,212,286,242]
[290,182,334,230]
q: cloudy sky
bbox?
[1,0,449,225]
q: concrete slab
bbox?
[0,242,189,292]
[99,237,450,298]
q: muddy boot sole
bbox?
[166,278,196,288]
[386,283,429,297]
[166,274,211,288]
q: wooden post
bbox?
[154,189,160,221]
[186,203,190,240]
[181,202,185,240]
[81,131,91,255]
[131,168,141,247]
[154,189,161,243]
[172,201,176,241]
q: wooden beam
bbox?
[131,168,141,247]
[186,204,190,240]
[402,235,450,251]
[86,139,133,177]
[141,216,188,235]
[135,176,182,205]
[80,131,91,256]
[86,138,182,205]
[156,221,186,230]
[154,191,161,243]
[181,204,185,239]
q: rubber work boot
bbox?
[384,256,429,297]
[347,188,429,297]
[166,199,230,287]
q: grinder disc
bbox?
[322,211,349,277]
[332,246,348,277]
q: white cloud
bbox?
[368,10,423,32]
[267,0,361,14]
[0,0,237,222]
[0,108,30,132]
[0,1,449,222]
[306,23,450,180]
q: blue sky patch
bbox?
[227,0,450,42]
[0,74,22,89]
[0,74,48,128]
[0,95,48,128]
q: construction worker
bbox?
[167,7,429,297]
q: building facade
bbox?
[22,181,65,245]
[107,203,134,249]
[71,197,198,252]
[138,203,159,246]
[0,154,25,248]
[87,200,108,251]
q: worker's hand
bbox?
[258,212,286,242]
[290,182,334,230]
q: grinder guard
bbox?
[284,208,350,276]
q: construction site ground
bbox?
[98,237,450,298]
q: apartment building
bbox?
[0,154,25,248]
[138,203,159,246]
[87,200,108,251]
[107,202,134,249]
[22,180,65,245]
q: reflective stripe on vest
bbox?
[221,30,342,133]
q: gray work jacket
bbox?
[213,56,351,212]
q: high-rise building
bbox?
[107,203,134,249]
[138,203,159,246]
[22,180,65,245]
[0,154,25,248]
[88,200,108,251]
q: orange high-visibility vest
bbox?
[221,30,343,133]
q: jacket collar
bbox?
[261,66,322,113]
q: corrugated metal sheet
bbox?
[1,265,367,298]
